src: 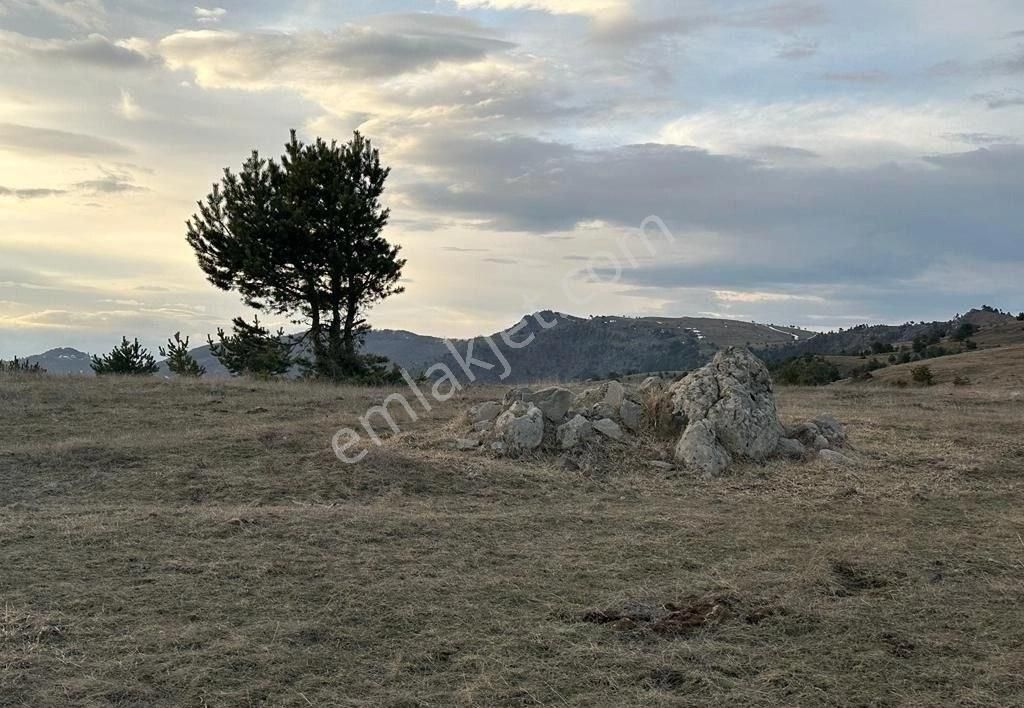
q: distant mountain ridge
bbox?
[20,312,815,382]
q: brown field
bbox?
[864,344,1024,388]
[2,373,1023,707]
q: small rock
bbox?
[619,399,643,432]
[531,387,574,422]
[469,401,503,424]
[494,404,545,452]
[603,381,625,408]
[819,449,854,466]
[775,437,807,460]
[639,376,664,393]
[557,414,594,450]
[593,418,625,441]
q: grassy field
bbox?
[2,374,1023,707]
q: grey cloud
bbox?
[159,15,514,83]
[818,70,889,83]
[777,39,819,60]
[0,123,131,156]
[972,89,1024,109]
[400,135,1024,294]
[0,185,67,199]
[943,132,1016,146]
[0,30,153,69]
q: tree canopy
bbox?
[186,130,405,381]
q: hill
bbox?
[861,343,1024,388]
[24,313,816,382]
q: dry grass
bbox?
[2,374,1023,706]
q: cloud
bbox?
[193,6,226,23]
[159,17,514,86]
[589,1,827,45]
[0,30,153,69]
[818,70,889,83]
[973,89,1024,109]
[0,185,67,199]
[0,123,130,156]
[776,39,819,60]
[399,134,1024,301]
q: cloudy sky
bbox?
[2,0,1023,357]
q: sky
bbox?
[1,0,1023,357]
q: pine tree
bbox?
[90,338,159,375]
[207,316,294,379]
[186,130,405,381]
[159,332,206,378]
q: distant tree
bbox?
[208,316,294,379]
[159,332,206,378]
[91,338,159,375]
[186,130,405,381]
[0,357,44,374]
[951,323,978,342]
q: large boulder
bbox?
[494,404,545,453]
[669,347,784,475]
[531,387,574,422]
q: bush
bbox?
[952,323,978,342]
[770,354,841,386]
[91,338,159,376]
[0,357,44,374]
[911,365,935,386]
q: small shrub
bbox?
[0,357,45,374]
[911,365,935,386]
[91,338,159,376]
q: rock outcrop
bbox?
[453,347,848,475]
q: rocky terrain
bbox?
[454,347,849,477]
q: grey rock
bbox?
[619,399,643,432]
[531,386,574,422]
[775,437,807,460]
[674,419,732,478]
[593,418,625,441]
[670,347,784,462]
[813,415,847,447]
[469,401,503,424]
[494,404,545,452]
[603,381,626,408]
[557,414,594,450]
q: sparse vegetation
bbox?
[89,337,159,376]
